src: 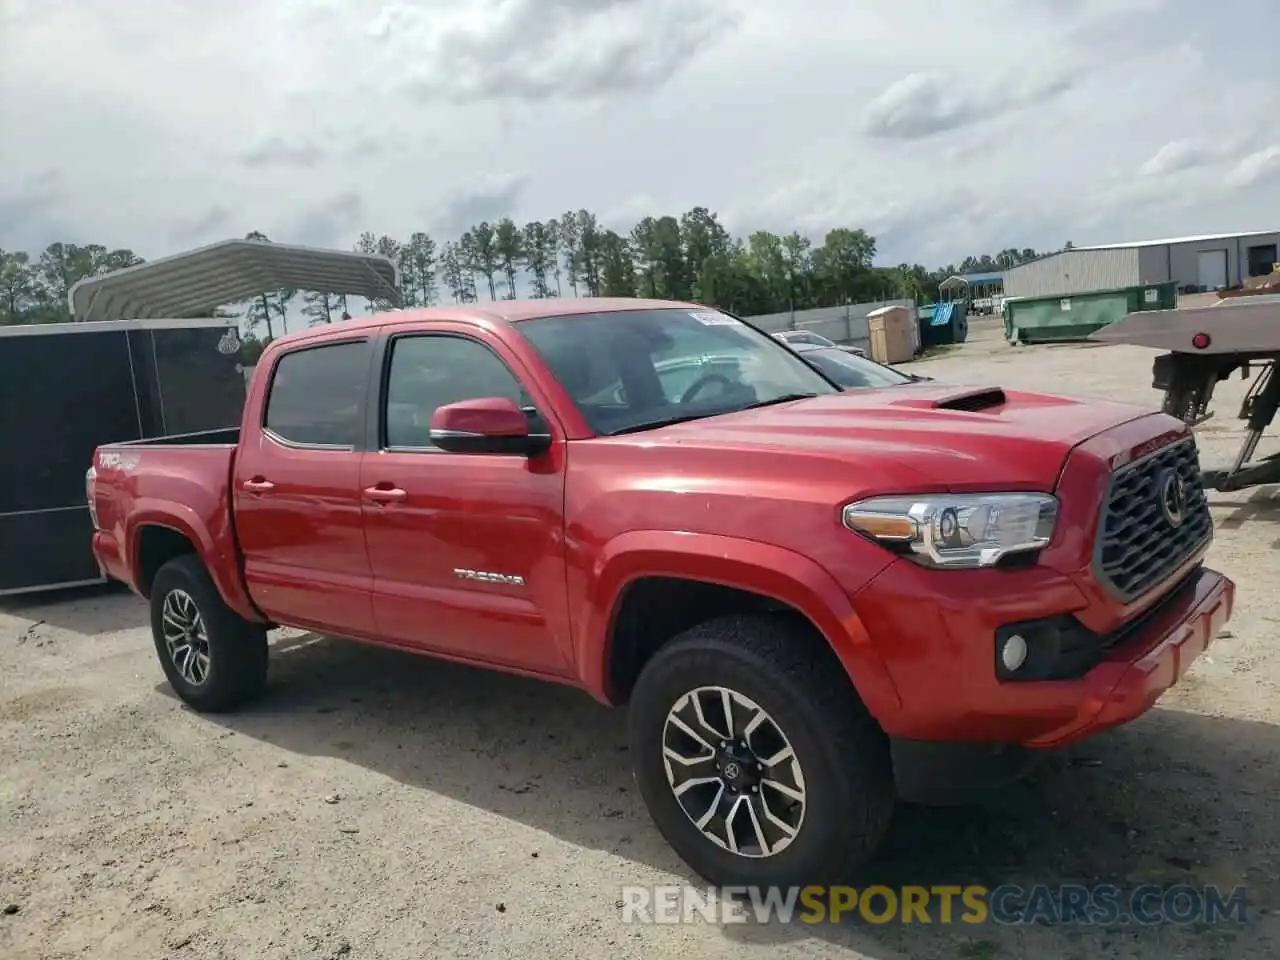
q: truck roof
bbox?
[273,297,706,346]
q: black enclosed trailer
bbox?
[0,317,247,595]
[1,237,400,597]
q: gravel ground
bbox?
[2,318,1278,960]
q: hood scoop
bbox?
[892,386,1008,412]
[935,387,1007,411]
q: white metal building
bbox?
[1002,231,1280,299]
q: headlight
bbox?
[842,492,1058,568]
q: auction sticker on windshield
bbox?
[690,311,739,326]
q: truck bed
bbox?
[91,435,242,598]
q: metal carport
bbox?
[67,238,402,322]
[938,270,1005,302]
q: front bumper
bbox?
[851,560,1234,747]
[1022,565,1232,747]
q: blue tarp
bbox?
[929,302,955,326]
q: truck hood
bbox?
[627,382,1155,491]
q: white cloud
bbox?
[1,0,1278,269]
[861,65,1076,142]
[1226,145,1280,189]
[1140,139,1215,177]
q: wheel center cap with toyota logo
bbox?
[716,740,762,791]
[1156,468,1186,527]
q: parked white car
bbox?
[772,329,866,356]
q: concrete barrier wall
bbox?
[745,299,916,348]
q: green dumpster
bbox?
[1130,281,1178,312]
[1005,282,1177,344]
[1002,298,1019,342]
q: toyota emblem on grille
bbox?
[1158,469,1186,527]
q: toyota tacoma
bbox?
[88,298,1234,887]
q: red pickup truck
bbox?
[88,298,1233,887]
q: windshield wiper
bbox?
[736,392,820,411]
[606,412,719,436]
[606,393,820,436]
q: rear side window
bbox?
[264,341,369,447]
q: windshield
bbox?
[517,307,839,435]
[798,347,915,389]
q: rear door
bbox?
[359,325,574,674]
[232,336,378,638]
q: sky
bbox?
[2,0,1279,270]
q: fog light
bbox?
[1001,634,1029,672]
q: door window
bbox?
[263,340,370,447]
[384,335,530,449]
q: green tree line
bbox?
[0,243,145,325]
[0,208,1048,347]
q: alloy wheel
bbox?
[161,589,211,687]
[661,685,807,858]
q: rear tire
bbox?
[149,555,268,712]
[628,613,895,888]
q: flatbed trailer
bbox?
[1091,297,1280,491]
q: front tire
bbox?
[628,614,895,888]
[150,555,268,712]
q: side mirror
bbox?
[429,397,550,455]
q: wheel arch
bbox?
[581,531,902,721]
[126,501,260,621]
[132,523,199,598]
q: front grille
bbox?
[1093,437,1212,602]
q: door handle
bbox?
[242,479,275,492]
[364,485,407,503]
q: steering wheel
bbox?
[680,373,736,404]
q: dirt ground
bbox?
[2,318,1278,960]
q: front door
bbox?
[360,328,573,675]
[233,337,378,638]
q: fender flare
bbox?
[579,530,902,721]
[126,500,258,620]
